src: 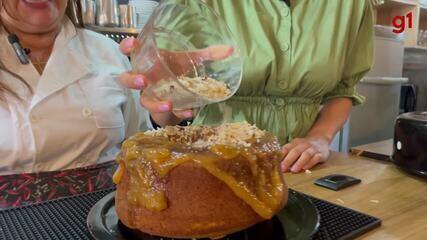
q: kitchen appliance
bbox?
[400,84,417,113]
[403,47,427,111]
[129,0,158,28]
[392,111,427,177]
[96,0,120,27]
[119,5,137,28]
[81,0,96,26]
[67,0,83,26]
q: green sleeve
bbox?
[322,1,374,105]
[151,0,224,50]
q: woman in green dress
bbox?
[119,0,374,173]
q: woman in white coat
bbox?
[0,0,151,175]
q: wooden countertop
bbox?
[351,139,393,157]
[285,152,427,240]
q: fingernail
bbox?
[281,162,290,172]
[134,76,145,88]
[291,166,298,172]
[183,111,193,118]
[159,103,170,112]
[227,46,234,55]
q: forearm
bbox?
[307,98,353,144]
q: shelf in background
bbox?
[84,25,141,43]
[374,0,420,46]
[85,25,141,35]
[378,0,418,10]
[387,0,418,6]
[376,0,418,26]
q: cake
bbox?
[113,122,288,239]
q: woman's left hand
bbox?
[280,135,330,173]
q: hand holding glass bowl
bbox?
[119,0,242,124]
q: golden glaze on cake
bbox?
[114,122,288,239]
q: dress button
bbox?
[278,81,287,89]
[282,8,290,17]
[280,43,290,52]
[275,98,286,106]
[82,107,93,118]
[30,115,38,123]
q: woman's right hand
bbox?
[118,37,233,127]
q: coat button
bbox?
[34,164,43,172]
[282,8,290,17]
[82,107,93,118]
[30,115,38,123]
[280,43,290,52]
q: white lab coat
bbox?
[0,18,152,175]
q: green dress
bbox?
[184,0,374,144]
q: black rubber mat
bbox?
[308,195,381,240]
[103,32,136,44]
[0,188,380,240]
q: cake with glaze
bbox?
[113,122,288,239]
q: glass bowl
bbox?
[130,0,243,110]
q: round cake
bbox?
[113,122,288,239]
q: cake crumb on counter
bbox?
[370,199,380,204]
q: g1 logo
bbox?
[392,12,413,34]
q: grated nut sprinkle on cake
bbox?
[144,122,268,148]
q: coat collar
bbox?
[0,17,95,108]
[30,18,95,108]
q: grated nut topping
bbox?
[144,122,269,148]
[178,76,230,99]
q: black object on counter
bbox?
[314,174,361,191]
[399,84,417,113]
[356,151,391,162]
[393,112,427,177]
[0,188,381,240]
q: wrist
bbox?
[306,132,333,145]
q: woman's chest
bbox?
[212,0,361,93]
[0,72,127,164]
